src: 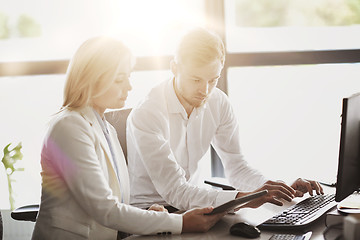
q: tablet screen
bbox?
[205,190,268,215]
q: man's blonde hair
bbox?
[175,28,225,67]
[62,36,134,110]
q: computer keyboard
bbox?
[258,194,337,230]
[269,231,312,240]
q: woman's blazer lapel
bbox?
[79,107,122,199]
[107,125,130,204]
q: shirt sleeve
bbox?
[43,114,182,235]
[211,93,268,191]
[127,107,238,210]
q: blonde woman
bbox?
[32,37,224,240]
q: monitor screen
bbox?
[335,92,360,202]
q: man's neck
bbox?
[173,78,194,118]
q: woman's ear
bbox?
[170,60,177,76]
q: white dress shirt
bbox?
[127,79,268,211]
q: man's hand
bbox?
[235,179,324,209]
[291,178,324,197]
[236,180,296,208]
[182,207,225,233]
[148,204,168,212]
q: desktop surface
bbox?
[126,187,335,240]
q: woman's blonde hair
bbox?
[175,28,225,67]
[62,36,134,110]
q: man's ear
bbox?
[170,60,177,76]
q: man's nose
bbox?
[199,82,209,95]
[126,79,132,92]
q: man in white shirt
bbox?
[127,28,323,212]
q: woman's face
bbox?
[92,62,132,115]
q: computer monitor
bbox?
[335,92,360,202]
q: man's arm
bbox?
[211,93,323,206]
[211,92,268,191]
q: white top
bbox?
[32,107,182,240]
[127,79,268,211]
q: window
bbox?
[225,0,360,52]
[0,0,206,61]
[0,74,64,208]
[222,0,360,183]
[228,63,360,183]
[1,0,360,209]
[0,0,208,209]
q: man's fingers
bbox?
[306,182,314,196]
[310,180,324,195]
[268,197,284,206]
[294,190,304,197]
[267,180,296,195]
[148,204,168,212]
[267,189,294,202]
[264,182,295,200]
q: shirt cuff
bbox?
[168,213,183,235]
[215,191,239,207]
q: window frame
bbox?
[1,0,360,177]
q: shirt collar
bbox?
[92,108,109,134]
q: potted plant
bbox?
[1,142,23,210]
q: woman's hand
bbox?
[148,204,168,212]
[182,207,225,233]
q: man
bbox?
[127,28,323,212]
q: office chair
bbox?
[0,210,3,240]
[105,108,132,163]
[10,205,38,222]
[10,108,132,224]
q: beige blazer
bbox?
[32,107,181,240]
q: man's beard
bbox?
[182,93,207,108]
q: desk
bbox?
[126,192,335,240]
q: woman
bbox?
[32,37,224,240]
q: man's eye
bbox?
[209,79,218,84]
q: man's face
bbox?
[173,60,223,108]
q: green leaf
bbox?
[1,142,25,210]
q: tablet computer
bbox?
[205,189,268,215]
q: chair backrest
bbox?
[105,108,132,164]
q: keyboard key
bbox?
[258,194,337,230]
